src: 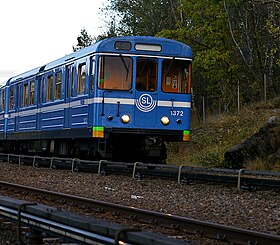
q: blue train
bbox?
[0,36,192,163]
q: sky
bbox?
[0,0,108,85]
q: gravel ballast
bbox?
[0,163,279,240]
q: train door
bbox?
[134,58,158,127]
[65,64,74,128]
[0,89,5,138]
[88,57,95,127]
[68,59,89,129]
[14,84,20,132]
[36,76,42,130]
[7,85,16,133]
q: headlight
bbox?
[161,116,170,125]
[121,114,130,123]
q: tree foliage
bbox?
[224,0,280,101]
[95,18,118,41]
[73,28,94,52]
[159,0,237,111]
[96,0,280,116]
[103,0,180,36]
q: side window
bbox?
[55,72,62,100]
[23,83,29,107]
[0,90,4,112]
[78,63,86,94]
[30,81,35,105]
[9,87,14,110]
[47,74,53,101]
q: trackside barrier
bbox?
[133,162,143,179]
[0,195,185,245]
[49,157,84,172]
[71,158,79,172]
[114,228,141,245]
[6,154,20,165]
[7,154,22,164]
[98,160,107,176]
[0,153,279,188]
[177,166,194,184]
[32,156,38,168]
[18,155,26,166]
[50,157,56,169]
[17,202,37,244]
[177,165,184,184]
[237,169,244,191]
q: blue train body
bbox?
[0,36,192,162]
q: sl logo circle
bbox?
[135,94,157,112]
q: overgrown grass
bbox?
[167,97,280,170]
[245,158,276,171]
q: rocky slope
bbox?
[167,97,280,171]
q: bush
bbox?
[196,152,222,167]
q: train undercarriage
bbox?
[0,134,167,164]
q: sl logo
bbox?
[135,94,157,112]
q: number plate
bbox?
[170,110,184,116]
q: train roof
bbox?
[7,36,192,86]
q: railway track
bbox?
[0,194,183,245]
[0,181,279,245]
[0,153,279,189]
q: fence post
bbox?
[237,80,240,113]
[202,96,206,124]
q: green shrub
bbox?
[196,152,222,167]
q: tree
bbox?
[99,0,280,115]
[224,0,280,101]
[73,28,94,52]
[95,18,118,41]
[159,0,280,110]
[159,0,237,114]
[103,0,180,36]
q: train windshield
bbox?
[162,59,191,94]
[136,59,157,92]
[98,55,132,90]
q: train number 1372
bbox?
[170,110,184,116]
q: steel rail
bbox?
[0,181,279,245]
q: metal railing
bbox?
[0,195,186,245]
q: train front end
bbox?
[93,37,192,162]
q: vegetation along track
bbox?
[0,181,279,245]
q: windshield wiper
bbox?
[119,54,129,81]
[165,57,175,76]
